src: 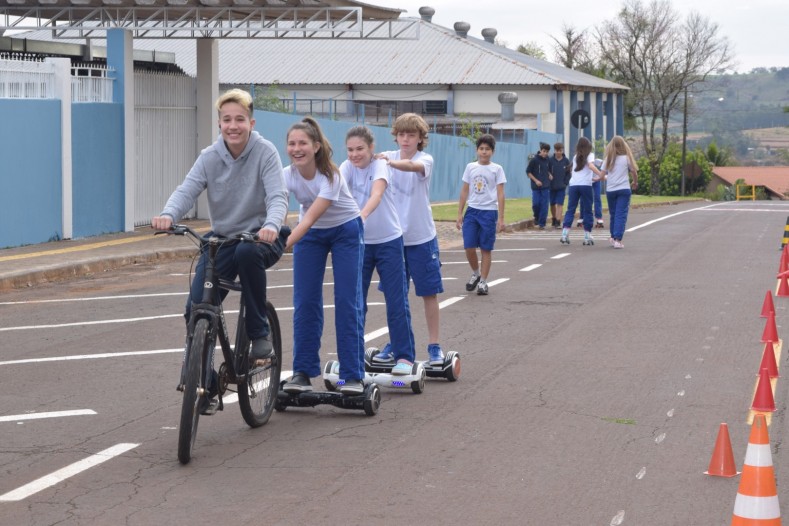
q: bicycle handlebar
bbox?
[154,224,272,245]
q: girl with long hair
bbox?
[560,136,605,245]
[601,136,639,248]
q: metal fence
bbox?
[0,54,114,102]
[0,55,54,99]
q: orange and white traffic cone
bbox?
[731,414,781,525]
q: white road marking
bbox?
[519,264,542,272]
[0,409,97,423]
[636,467,646,479]
[0,443,139,502]
[551,253,571,259]
[486,278,509,288]
[442,260,507,265]
[0,303,385,332]
[610,510,625,525]
[627,203,718,232]
[442,247,545,253]
[0,349,182,366]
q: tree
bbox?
[550,24,600,75]
[516,41,546,60]
[597,0,733,194]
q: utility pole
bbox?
[680,87,689,197]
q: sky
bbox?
[391,0,787,73]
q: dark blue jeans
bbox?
[531,188,550,227]
[592,180,603,220]
[186,228,287,340]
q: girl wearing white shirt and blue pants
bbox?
[340,126,416,375]
[282,117,366,396]
[561,136,604,245]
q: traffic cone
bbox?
[758,341,780,379]
[731,414,781,525]
[751,368,776,413]
[705,423,739,477]
[761,312,779,343]
[761,292,776,318]
[778,272,789,297]
[779,246,788,274]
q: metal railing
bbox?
[0,55,114,102]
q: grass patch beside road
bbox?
[431,195,702,223]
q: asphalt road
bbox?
[1,200,788,525]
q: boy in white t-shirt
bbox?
[456,134,506,295]
[377,113,445,366]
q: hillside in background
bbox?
[689,67,789,133]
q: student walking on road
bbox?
[456,134,506,296]
[548,142,571,229]
[526,142,551,230]
[601,136,639,249]
[561,136,604,246]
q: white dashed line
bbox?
[0,410,97,423]
[0,443,139,502]
[519,264,542,272]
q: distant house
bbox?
[710,166,789,200]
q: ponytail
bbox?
[287,117,338,183]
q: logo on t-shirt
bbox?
[472,175,488,194]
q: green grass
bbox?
[431,195,702,223]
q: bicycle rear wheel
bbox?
[238,301,282,428]
[178,318,209,464]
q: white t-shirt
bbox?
[462,161,507,211]
[340,158,402,244]
[568,153,597,187]
[284,165,360,229]
[382,150,436,246]
[603,155,633,192]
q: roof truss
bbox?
[0,5,419,39]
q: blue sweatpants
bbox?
[563,185,594,231]
[592,180,603,220]
[362,236,415,363]
[606,189,632,240]
[292,217,365,381]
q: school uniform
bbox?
[527,154,551,227]
[285,165,365,381]
[604,155,634,240]
[461,160,507,251]
[563,152,597,231]
[382,149,444,297]
[340,158,416,363]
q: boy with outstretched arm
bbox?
[376,113,445,367]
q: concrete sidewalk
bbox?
[0,217,480,293]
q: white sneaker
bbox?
[613,240,624,249]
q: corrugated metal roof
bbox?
[12,16,627,90]
[124,18,626,88]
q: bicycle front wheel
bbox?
[238,301,282,428]
[178,318,208,464]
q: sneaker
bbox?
[576,219,583,227]
[250,334,273,360]
[613,240,624,249]
[538,225,546,230]
[284,372,312,394]
[465,272,481,292]
[340,378,364,395]
[609,237,615,247]
[477,280,489,295]
[372,343,395,363]
[427,344,444,366]
[391,359,413,376]
[596,219,605,228]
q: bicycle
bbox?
[157,223,287,464]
